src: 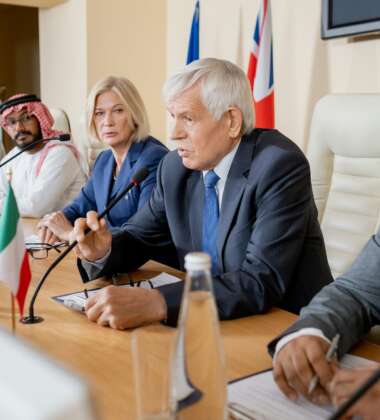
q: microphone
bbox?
[328,367,380,420]
[55,133,71,142]
[0,133,71,168]
[20,166,150,325]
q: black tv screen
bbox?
[322,0,380,39]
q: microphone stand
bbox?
[21,166,149,324]
[0,134,70,169]
[328,367,380,420]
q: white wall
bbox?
[87,0,167,143]
[39,0,88,152]
[37,0,380,154]
[39,0,167,156]
[167,0,380,151]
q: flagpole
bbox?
[11,294,16,334]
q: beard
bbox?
[13,129,41,150]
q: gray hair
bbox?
[162,58,254,135]
[87,76,150,144]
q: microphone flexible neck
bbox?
[21,167,149,324]
[0,135,69,169]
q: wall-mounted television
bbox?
[322,0,380,40]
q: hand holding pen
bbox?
[308,334,340,395]
[273,334,340,404]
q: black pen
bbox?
[84,288,88,299]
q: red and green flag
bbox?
[0,183,31,316]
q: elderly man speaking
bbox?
[72,58,332,329]
[0,94,86,217]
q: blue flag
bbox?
[186,1,200,64]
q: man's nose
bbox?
[14,120,26,129]
[170,121,186,141]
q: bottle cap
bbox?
[184,252,211,271]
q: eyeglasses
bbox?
[25,242,68,260]
[5,113,34,128]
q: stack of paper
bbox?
[228,354,377,420]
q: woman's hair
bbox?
[87,76,150,143]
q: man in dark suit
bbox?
[270,229,380,418]
[72,58,332,329]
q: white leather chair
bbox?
[50,108,104,174]
[50,107,71,133]
[307,94,380,279]
[87,141,106,172]
[49,107,90,175]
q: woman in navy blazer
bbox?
[38,76,168,243]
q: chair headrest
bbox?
[49,108,71,133]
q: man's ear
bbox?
[226,107,243,139]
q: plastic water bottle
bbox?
[175,252,227,420]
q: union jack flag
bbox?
[247,0,275,128]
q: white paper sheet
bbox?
[52,272,182,310]
[228,354,377,420]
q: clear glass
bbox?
[174,255,228,420]
[132,326,177,420]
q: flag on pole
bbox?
[247,0,275,128]
[0,183,31,316]
[186,0,200,64]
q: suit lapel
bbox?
[188,171,204,251]
[111,142,143,197]
[103,153,116,206]
[217,135,256,266]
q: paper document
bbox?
[228,354,377,420]
[52,272,181,312]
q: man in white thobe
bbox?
[0,94,86,217]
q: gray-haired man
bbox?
[71,58,332,330]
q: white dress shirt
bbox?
[274,328,331,360]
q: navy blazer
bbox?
[80,129,333,325]
[63,136,168,228]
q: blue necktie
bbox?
[202,170,220,275]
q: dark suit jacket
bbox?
[268,229,380,358]
[63,136,168,228]
[80,129,333,326]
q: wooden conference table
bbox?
[0,219,380,419]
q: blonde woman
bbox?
[39,76,167,243]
